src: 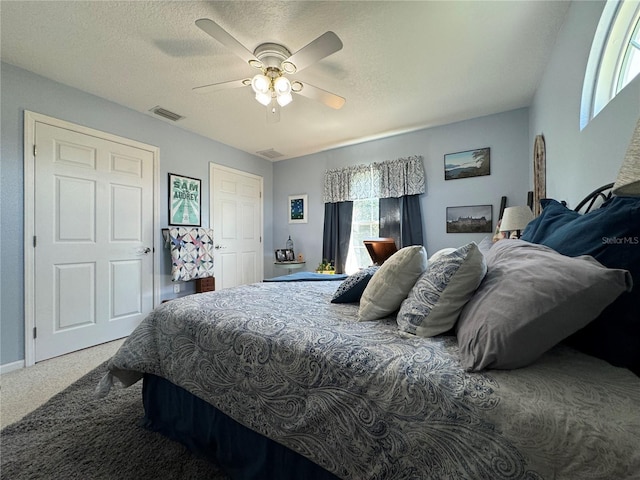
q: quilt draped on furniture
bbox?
[168,227,214,281]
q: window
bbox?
[618,14,640,92]
[581,0,640,129]
[322,156,424,274]
[344,198,379,274]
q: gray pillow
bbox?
[456,240,632,371]
[358,245,428,321]
[397,242,487,337]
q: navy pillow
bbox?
[522,196,640,282]
[520,199,580,243]
[522,196,640,375]
[331,266,379,303]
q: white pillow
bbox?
[428,247,456,263]
[397,242,487,337]
[358,246,428,321]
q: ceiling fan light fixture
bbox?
[273,76,291,95]
[281,61,297,74]
[194,19,345,121]
[276,93,293,107]
[251,74,271,94]
[255,91,272,106]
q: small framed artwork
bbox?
[275,248,295,262]
[446,205,493,233]
[288,194,308,224]
[169,173,201,226]
[444,147,491,180]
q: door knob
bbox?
[214,244,226,250]
[137,247,152,255]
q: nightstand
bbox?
[274,261,306,274]
[195,277,215,293]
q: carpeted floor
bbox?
[0,363,230,480]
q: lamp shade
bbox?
[499,206,534,233]
[251,74,270,94]
[612,117,640,196]
[273,76,291,95]
[276,93,292,107]
[255,91,271,106]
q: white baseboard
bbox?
[0,360,25,375]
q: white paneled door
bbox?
[31,120,156,362]
[210,164,263,289]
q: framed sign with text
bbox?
[169,173,201,226]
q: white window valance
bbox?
[323,155,425,203]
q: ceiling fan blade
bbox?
[283,31,343,73]
[294,82,345,110]
[192,79,250,94]
[195,18,261,67]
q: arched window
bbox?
[618,11,640,91]
[581,0,640,130]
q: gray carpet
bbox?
[0,363,230,479]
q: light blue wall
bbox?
[3,0,639,368]
[272,1,640,275]
[272,108,531,272]
[0,62,274,365]
[530,0,640,207]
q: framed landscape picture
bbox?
[444,147,491,180]
[169,173,201,226]
[446,204,492,233]
[288,194,308,224]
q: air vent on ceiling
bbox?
[149,106,184,122]
[256,148,284,160]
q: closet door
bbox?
[32,121,155,362]
[210,163,263,289]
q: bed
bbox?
[98,185,640,480]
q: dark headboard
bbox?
[573,183,614,213]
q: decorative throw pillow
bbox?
[456,240,632,371]
[397,243,487,337]
[358,246,428,321]
[331,266,379,303]
[521,195,640,374]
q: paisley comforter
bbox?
[99,281,640,479]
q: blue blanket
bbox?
[264,272,347,282]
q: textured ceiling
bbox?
[1,1,571,161]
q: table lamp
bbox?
[499,206,534,239]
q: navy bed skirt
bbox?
[142,374,340,480]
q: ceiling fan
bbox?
[193,18,346,121]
